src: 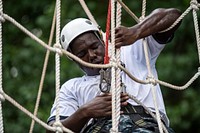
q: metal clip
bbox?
[121,82,127,93]
[99,68,111,93]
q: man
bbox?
[47,8,181,133]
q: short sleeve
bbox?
[47,79,79,122]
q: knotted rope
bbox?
[0,0,4,132]
[110,0,117,131]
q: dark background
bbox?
[2,0,200,132]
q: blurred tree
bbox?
[1,0,200,132]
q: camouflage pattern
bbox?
[84,114,175,133]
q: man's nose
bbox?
[88,49,96,61]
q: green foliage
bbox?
[1,0,200,132]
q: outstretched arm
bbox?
[115,8,181,48]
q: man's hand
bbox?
[115,26,138,48]
[81,93,129,118]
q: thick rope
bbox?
[2,14,59,53]
[54,0,62,133]
[29,7,57,133]
[116,0,139,23]
[62,49,112,69]
[4,93,56,131]
[114,1,122,132]
[110,0,117,132]
[5,93,55,131]
[156,67,200,90]
[192,1,200,63]
[160,6,192,33]
[141,0,146,17]
[1,14,113,70]
[4,92,74,133]
[118,64,149,84]
[0,0,3,132]
[78,0,98,26]
[143,39,163,133]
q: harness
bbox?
[90,68,166,133]
[83,103,164,133]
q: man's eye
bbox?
[92,43,99,49]
[77,51,86,58]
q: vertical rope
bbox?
[116,0,139,23]
[141,0,146,19]
[54,0,62,132]
[110,0,117,132]
[29,8,56,133]
[192,3,200,63]
[143,39,163,133]
[0,0,3,132]
[114,0,122,132]
[78,0,98,26]
[141,0,163,131]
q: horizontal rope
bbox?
[4,92,74,133]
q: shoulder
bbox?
[61,77,84,91]
[62,77,83,86]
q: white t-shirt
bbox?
[49,36,169,126]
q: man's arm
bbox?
[115,8,181,48]
[46,93,129,133]
[46,106,90,133]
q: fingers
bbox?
[98,93,112,101]
[120,93,129,106]
[115,37,123,48]
[120,93,129,100]
[115,27,126,48]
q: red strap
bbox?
[104,0,111,64]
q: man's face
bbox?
[69,32,105,76]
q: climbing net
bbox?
[0,0,200,133]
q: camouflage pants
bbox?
[84,114,175,133]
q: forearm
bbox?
[46,107,90,133]
[133,8,181,40]
[61,108,89,132]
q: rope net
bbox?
[0,0,199,133]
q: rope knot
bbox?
[53,121,63,133]
[0,89,5,102]
[190,0,199,11]
[0,12,5,23]
[110,58,118,68]
[54,43,63,56]
[146,75,157,86]
[139,16,145,22]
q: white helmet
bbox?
[60,18,100,50]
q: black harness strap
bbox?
[84,103,164,133]
[122,103,160,133]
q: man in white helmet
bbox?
[47,8,181,133]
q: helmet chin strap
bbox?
[94,31,105,47]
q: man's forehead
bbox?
[73,32,97,44]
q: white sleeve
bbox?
[49,80,79,118]
[147,36,166,62]
[121,36,166,66]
